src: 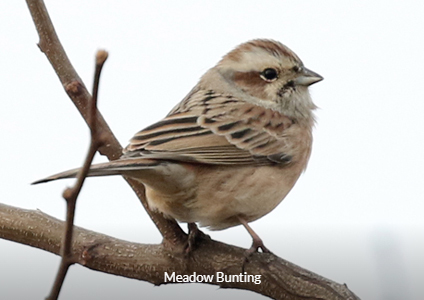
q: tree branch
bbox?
[25,0,186,246]
[9,0,362,299]
[46,50,109,300]
[0,203,360,300]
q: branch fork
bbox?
[0,1,363,299]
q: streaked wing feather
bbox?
[124,90,293,165]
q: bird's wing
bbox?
[124,90,294,165]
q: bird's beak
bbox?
[294,68,323,86]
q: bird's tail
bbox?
[32,158,160,184]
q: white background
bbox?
[1,1,423,299]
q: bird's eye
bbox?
[260,68,278,82]
[292,66,300,72]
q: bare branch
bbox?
[46,50,109,300]
[14,1,363,299]
[25,0,186,245]
[0,203,360,300]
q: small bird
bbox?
[34,39,323,254]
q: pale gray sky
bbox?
[1,1,423,299]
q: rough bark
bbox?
[0,203,359,300]
[25,0,186,245]
[0,1,361,299]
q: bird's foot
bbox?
[186,222,210,254]
[245,237,272,256]
[237,216,273,268]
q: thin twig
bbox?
[46,51,108,300]
[17,1,362,299]
[25,0,186,247]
